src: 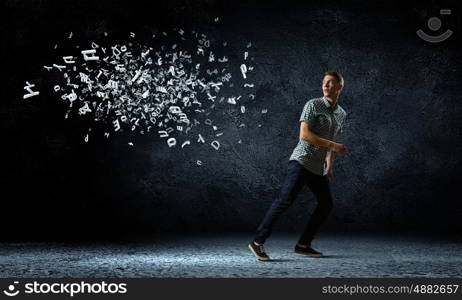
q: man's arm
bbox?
[299,122,347,154]
[326,150,334,170]
[325,149,335,180]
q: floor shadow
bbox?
[318,255,344,259]
[268,259,295,262]
[293,254,345,259]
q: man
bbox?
[248,71,348,261]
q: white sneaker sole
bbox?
[248,244,271,261]
[295,249,323,257]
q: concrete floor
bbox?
[1,233,461,278]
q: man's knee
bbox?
[319,199,333,214]
[277,192,297,209]
[325,201,333,213]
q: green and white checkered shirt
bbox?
[289,96,347,176]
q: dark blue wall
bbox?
[2,0,461,240]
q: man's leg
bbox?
[253,160,307,245]
[297,172,333,247]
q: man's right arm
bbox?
[299,121,347,155]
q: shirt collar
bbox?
[322,96,339,111]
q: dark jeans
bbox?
[254,160,333,246]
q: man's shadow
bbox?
[316,254,343,259]
[268,259,294,262]
[269,254,344,262]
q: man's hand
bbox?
[300,123,348,154]
[330,142,348,155]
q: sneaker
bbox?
[248,241,270,261]
[294,244,323,257]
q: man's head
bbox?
[322,71,344,99]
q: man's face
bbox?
[322,75,343,98]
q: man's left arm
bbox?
[326,150,334,181]
[327,113,347,180]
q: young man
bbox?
[248,71,348,261]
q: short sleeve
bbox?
[299,101,316,124]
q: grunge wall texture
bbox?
[1,0,461,240]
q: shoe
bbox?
[294,244,323,257]
[248,241,270,261]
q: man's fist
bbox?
[330,142,348,155]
